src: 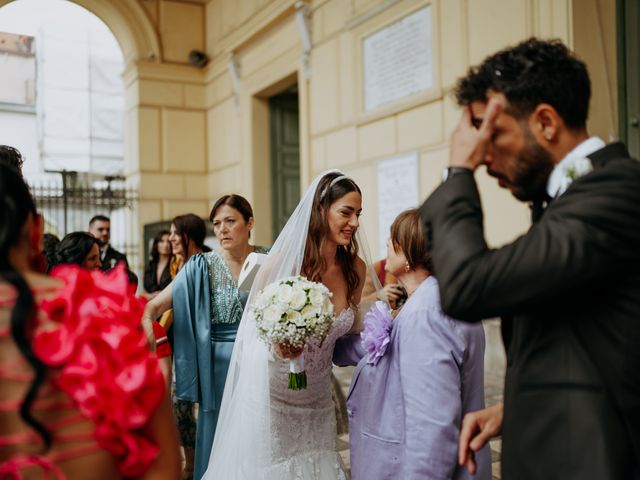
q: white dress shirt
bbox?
[546,136,605,198]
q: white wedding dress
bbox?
[267,308,354,479]
[205,171,379,480]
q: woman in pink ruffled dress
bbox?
[0,162,181,479]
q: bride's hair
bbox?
[302,171,361,305]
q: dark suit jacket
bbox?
[101,245,129,271]
[421,143,640,480]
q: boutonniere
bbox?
[559,157,593,195]
[360,301,393,365]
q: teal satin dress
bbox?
[173,247,268,480]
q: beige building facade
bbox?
[0,0,620,267]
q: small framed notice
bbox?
[376,153,420,258]
[363,6,433,112]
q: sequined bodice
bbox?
[204,248,268,326]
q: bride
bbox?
[204,170,372,479]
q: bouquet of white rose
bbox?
[253,276,335,390]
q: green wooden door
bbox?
[618,0,640,157]
[269,91,300,240]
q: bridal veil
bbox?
[203,170,380,479]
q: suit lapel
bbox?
[587,142,630,165]
[347,320,400,401]
[347,360,366,401]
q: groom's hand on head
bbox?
[449,97,502,171]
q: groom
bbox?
[420,38,640,479]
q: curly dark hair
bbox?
[0,163,51,449]
[454,38,591,130]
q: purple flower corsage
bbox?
[360,301,393,365]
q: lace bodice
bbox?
[267,308,354,479]
[270,308,354,406]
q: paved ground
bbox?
[334,319,505,479]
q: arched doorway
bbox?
[0,0,211,274]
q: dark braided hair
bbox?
[0,163,52,449]
[51,232,99,269]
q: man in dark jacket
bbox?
[421,38,640,480]
[88,214,129,271]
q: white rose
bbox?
[287,310,307,327]
[572,157,593,177]
[263,283,279,298]
[301,304,319,319]
[309,289,324,307]
[254,292,270,310]
[263,305,284,326]
[289,289,308,310]
[322,297,334,314]
[277,284,294,303]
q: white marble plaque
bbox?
[376,153,420,258]
[363,6,433,112]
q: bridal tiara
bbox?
[319,174,350,200]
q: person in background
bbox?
[41,233,60,273]
[143,199,268,480]
[144,229,172,299]
[0,145,24,173]
[148,213,208,480]
[0,162,181,479]
[49,231,102,271]
[88,215,129,271]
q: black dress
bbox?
[143,260,172,293]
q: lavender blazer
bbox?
[334,277,491,480]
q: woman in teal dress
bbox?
[143,195,267,480]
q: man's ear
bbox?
[529,103,562,144]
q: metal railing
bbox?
[28,171,139,265]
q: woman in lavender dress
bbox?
[334,208,491,480]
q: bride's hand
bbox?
[275,343,304,359]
